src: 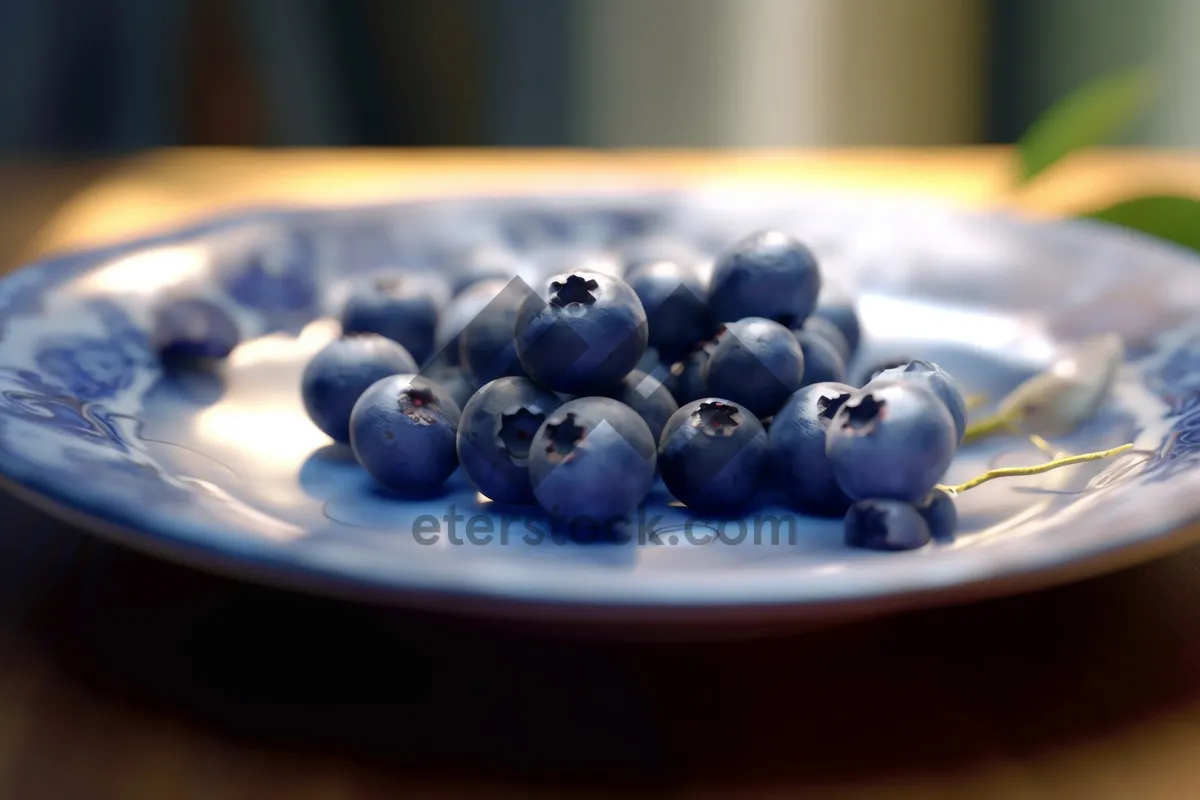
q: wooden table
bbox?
[4,148,1200,799]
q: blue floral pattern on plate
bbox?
[0,368,131,452]
[1,189,1199,629]
[206,221,323,333]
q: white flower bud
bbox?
[997,333,1124,438]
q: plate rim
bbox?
[4,466,1199,627]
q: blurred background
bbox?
[0,0,1190,153]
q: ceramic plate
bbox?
[2,187,1200,629]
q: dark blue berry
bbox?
[636,347,661,371]
[624,260,714,363]
[826,381,958,502]
[914,488,958,542]
[458,279,529,385]
[810,300,861,357]
[855,357,914,388]
[703,317,805,419]
[598,369,679,442]
[301,334,419,444]
[349,374,462,494]
[666,345,714,405]
[869,360,968,444]
[844,499,932,551]
[708,230,822,327]
[339,274,448,365]
[794,331,846,386]
[515,271,647,394]
[658,398,767,515]
[432,278,510,367]
[798,315,853,365]
[528,397,657,528]
[767,382,856,516]
[425,366,479,411]
[151,297,241,361]
[456,377,563,505]
[634,347,674,385]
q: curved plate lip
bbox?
[4,462,1200,629]
[4,186,1200,624]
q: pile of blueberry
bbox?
[157,228,973,550]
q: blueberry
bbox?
[666,345,715,405]
[451,245,537,296]
[767,381,856,516]
[458,279,529,385]
[515,271,648,394]
[826,381,958,502]
[810,300,861,357]
[794,331,846,386]
[151,297,241,361]
[634,347,674,385]
[703,317,805,420]
[914,488,958,542]
[432,278,511,367]
[844,499,931,551]
[301,334,419,444]
[869,360,968,444]
[457,377,563,505]
[798,315,853,365]
[708,230,822,327]
[624,260,714,364]
[658,398,767,515]
[598,369,680,442]
[425,365,479,411]
[339,274,448,365]
[349,374,462,494]
[855,357,914,387]
[528,397,657,529]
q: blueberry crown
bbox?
[840,394,885,432]
[544,413,587,456]
[497,407,545,460]
[694,401,741,437]
[817,392,852,422]
[398,386,440,425]
[549,275,599,307]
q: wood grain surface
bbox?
[3,149,1200,799]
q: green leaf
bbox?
[1016,67,1155,184]
[1083,195,1200,252]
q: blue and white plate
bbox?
[2,187,1200,630]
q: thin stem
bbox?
[964,393,988,411]
[962,410,1018,444]
[936,443,1134,495]
[1027,433,1062,458]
